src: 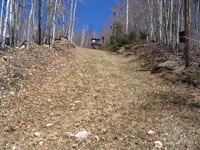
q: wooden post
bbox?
[185,0,190,68]
[102,37,104,46]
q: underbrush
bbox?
[107,28,148,51]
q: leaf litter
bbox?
[0,42,199,149]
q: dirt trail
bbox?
[0,48,200,150]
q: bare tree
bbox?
[44,0,53,45]
[158,0,163,42]
[148,0,154,41]
[71,0,78,42]
[126,0,129,35]
[0,0,5,38]
[50,0,59,47]
[26,0,35,50]
[185,0,190,67]
[68,0,74,42]
[38,0,42,45]
[1,0,10,48]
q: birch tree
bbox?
[68,0,74,42]
[0,0,5,37]
[158,0,163,42]
[51,0,59,47]
[38,0,42,45]
[71,0,78,42]
[26,0,35,50]
[126,0,129,35]
[1,0,10,48]
[176,0,181,48]
[169,0,174,47]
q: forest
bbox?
[99,0,199,47]
[0,0,79,49]
[1,0,200,59]
[74,0,200,68]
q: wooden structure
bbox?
[91,38,101,49]
[179,31,185,43]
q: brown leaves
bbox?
[0,44,199,149]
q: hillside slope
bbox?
[0,45,199,149]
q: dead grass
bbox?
[0,45,200,149]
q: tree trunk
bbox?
[68,0,74,42]
[38,0,42,45]
[9,0,14,46]
[44,0,53,45]
[169,0,173,47]
[81,26,87,47]
[185,0,190,68]
[0,0,5,38]
[1,0,10,48]
[176,0,181,49]
[26,0,35,50]
[148,0,154,41]
[126,0,129,35]
[61,3,65,36]
[50,0,58,47]
[159,0,163,42]
[71,0,78,42]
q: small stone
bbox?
[95,135,99,141]
[39,141,44,145]
[148,130,155,135]
[72,144,77,148]
[64,132,74,137]
[12,146,17,150]
[154,141,163,149]
[47,99,51,102]
[75,130,91,139]
[10,92,15,95]
[34,132,40,137]
[45,123,54,127]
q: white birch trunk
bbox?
[68,0,74,42]
[0,0,5,37]
[15,0,21,45]
[32,1,36,42]
[1,0,10,48]
[71,0,78,42]
[61,3,65,36]
[51,0,58,47]
[81,26,87,47]
[126,0,129,35]
[26,0,35,50]
[176,0,181,48]
[159,0,163,42]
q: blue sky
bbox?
[75,0,116,35]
